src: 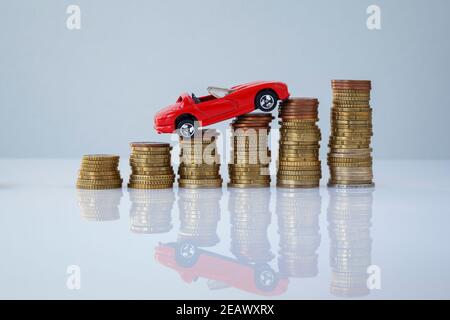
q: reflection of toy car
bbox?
[155,242,289,296]
[154,81,290,137]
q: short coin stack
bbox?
[128,142,175,189]
[328,80,374,187]
[129,189,175,234]
[178,129,222,188]
[228,113,273,188]
[277,98,322,188]
[76,154,122,189]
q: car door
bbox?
[195,97,238,125]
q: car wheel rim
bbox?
[259,271,275,286]
[180,123,194,137]
[260,95,275,110]
[180,244,195,259]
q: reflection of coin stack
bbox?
[328,188,373,297]
[178,188,222,247]
[77,189,123,221]
[129,189,175,234]
[128,142,175,189]
[76,154,122,189]
[328,80,374,187]
[178,129,222,188]
[277,98,322,188]
[229,189,274,263]
[276,189,321,278]
[228,113,273,188]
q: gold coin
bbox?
[277,169,321,175]
[277,178,320,185]
[130,173,174,179]
[229,179,270,184]
[179,163,220,169]
[178,183,222,189]
[82,154,119,161]
[178,178,223,184]
[178,174,221,180]
[128,183,173,189]
[276,182,319,189]
[77,177,123,183]
[127,179,175,185]
[77,184,122,190]
[276,174,320,180]
[332,104,371,109]
[78,174,121,181]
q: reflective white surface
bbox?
[0,159,449,299]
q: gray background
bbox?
[1,0,449,158]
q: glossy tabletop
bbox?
[0,159,449,299]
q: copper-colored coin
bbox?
[282,98,319,106]
[332,80,371,89]
[131,142,171,148]
[281,115,318,120]
[237,113,274,119]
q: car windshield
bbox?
[207,86,233,98]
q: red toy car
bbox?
[154,81,290,137]
[155,242,288,296]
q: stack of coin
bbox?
[228,113,273,188]
[277,98,322,188]
[229,188,274,264]
[177,188,222,247]
[328,80,374,187]
[76,154,122,189]
[178,129,222,188]
[77,189,122,221]
[328,188,373,297]
[128,142,175,189]
[276,189,321,278]
[129,189,175,234]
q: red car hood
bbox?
[155,103,181,118]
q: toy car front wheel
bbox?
[176,118,197,138]
[175,242,199,268]
[255,90,279,112]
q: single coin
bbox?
[82,154,119,161]
[131,142,171,148]
[77,184,122,190]
[128,183,173,189]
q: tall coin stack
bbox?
[276,189,321,278]
[178,129,222,188]
[277,98,322,188]
[129,189,175,234]
[328,188,373,297]
[328,80,374,187]
[228,113,273,188]
[76,154,122,189]
[128,142,175,189]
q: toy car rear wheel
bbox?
[254,264,279,292]
[176,118,198,138]
[255,90,279,112]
